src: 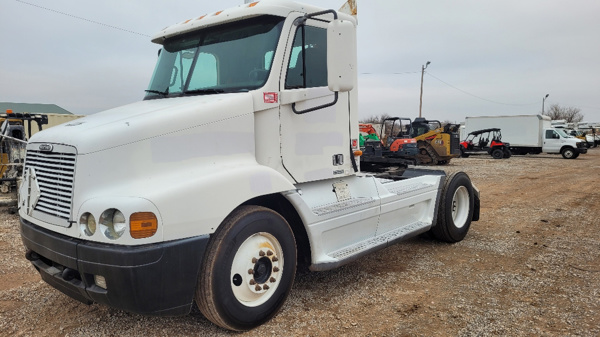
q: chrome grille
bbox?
[25,147,76,220]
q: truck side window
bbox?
[545,130,558,139]
[285,25,327,89]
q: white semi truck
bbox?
[465,114,587,159]
[19,0,480,331]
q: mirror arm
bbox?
[294,9,338,26]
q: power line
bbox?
[426,72,538,106]
[15,0,151,38]
[360,71,420,75]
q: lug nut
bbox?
[273,267,280,272]
[248,269,254,275]
[249,279,256,285]
[255,285,262,291]
[267,250,273,256]
[259,250,265,256]
[272,256,278,262]
[252,257,258,263]
[263,284,270,290]
[270,277,276,283]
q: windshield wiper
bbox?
[185,88,225,95]
[145,89,169,96]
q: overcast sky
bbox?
[2,0,600,123]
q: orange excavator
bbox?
[359,117,419,169]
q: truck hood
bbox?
[29,93,253,154]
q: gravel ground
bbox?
[1,149,599,336]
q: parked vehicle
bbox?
[359,117,419,169]
[465,115,587,159]
[564,129,594,148]
[18,1,480,331]
[410,118,461,165]
[460,128,511,159]
[0,111,47,193]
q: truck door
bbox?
[543,129,561,153]
[279,19,354,183]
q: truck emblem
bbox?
[39,144,53,152]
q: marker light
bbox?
[248,2,259,7]
[130,212,158,239]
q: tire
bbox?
[561,147,576,159]
[196,206,297,331]
[460,148,469,158]
[572,152,580,159]
[430,172,474,243]
[503,149,511,158]
[491,148,504,159]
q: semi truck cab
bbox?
[18,0,479,331]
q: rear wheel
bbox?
[196,206,297,331]
[503,148,511,158]
[430,172,474,243]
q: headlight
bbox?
[79,212,96,236]
[99,209,127,240]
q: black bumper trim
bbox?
[20,217,209,316]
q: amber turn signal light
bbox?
[130,212,158,239]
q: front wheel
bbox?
[430,172,474,243]
[491,148,504,159]
[196,206,297,331]
[561,147,576,159]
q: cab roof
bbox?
[151,0,356,44]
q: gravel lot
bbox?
[1,149,599,336]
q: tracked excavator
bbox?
[359,118,418,170]
[359,117,460,168]
[410,118,461,165]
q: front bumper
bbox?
[575,147,588,154]
[20,217,209,316]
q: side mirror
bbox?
[327,19,356,92]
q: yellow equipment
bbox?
[410,118,461,165]
[0,111,48,193]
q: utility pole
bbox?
[542,93,549,114]
[419,61,430,118]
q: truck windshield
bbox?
[555,128,570,138]
[145,16,284,99]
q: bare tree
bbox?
[543,104,584,123]
[359,113,392,124]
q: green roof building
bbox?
[0,102,73,115]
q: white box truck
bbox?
[465,114,587,159]
[18,0,480,331]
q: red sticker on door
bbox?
[264,92,278,103]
